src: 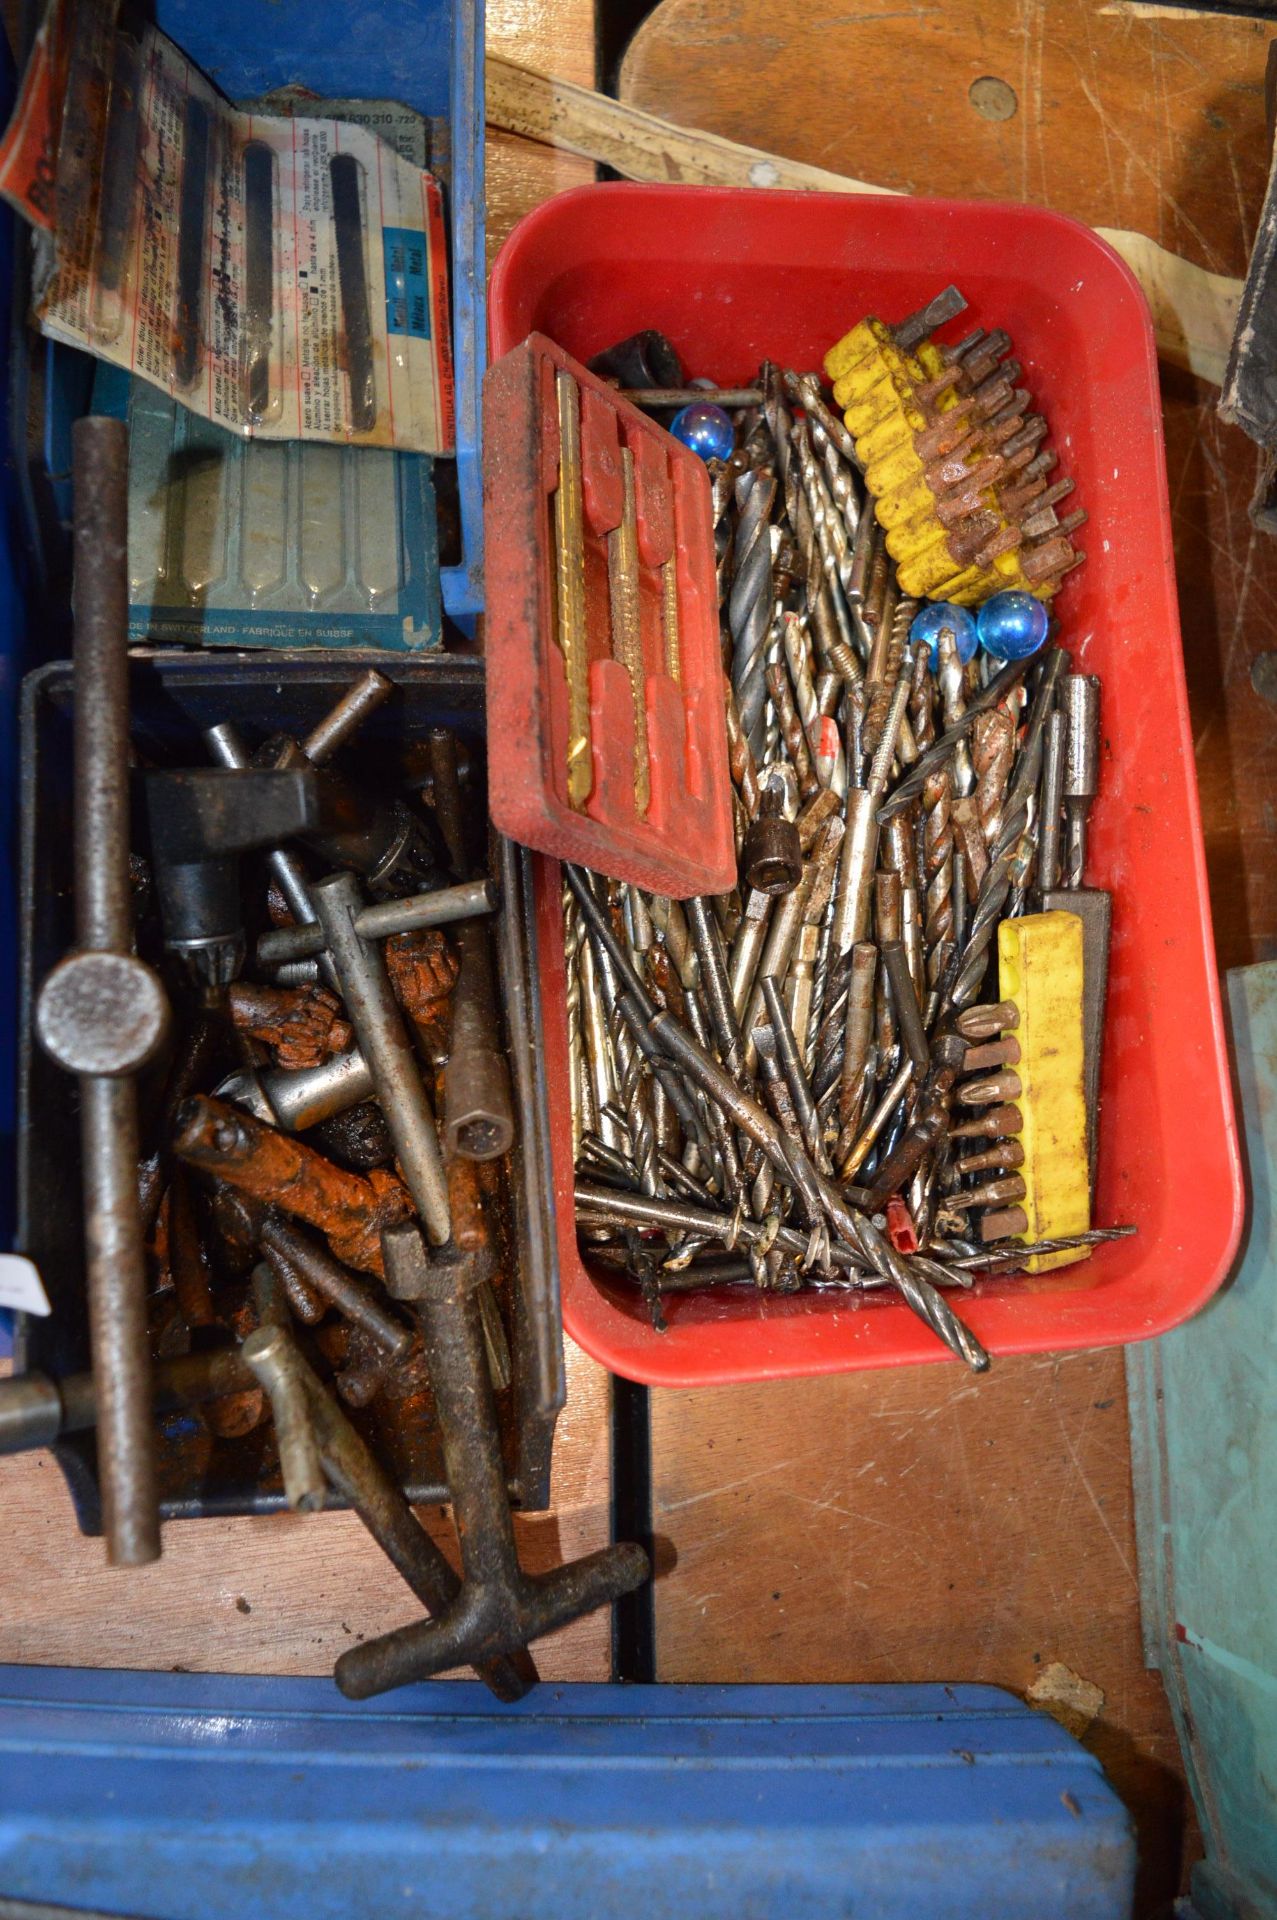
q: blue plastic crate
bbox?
[0,1671,1136,1919]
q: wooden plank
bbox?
[486,0,596,267]
[620,0,1271,279]
[651,1350,1197,1916]
[0,1342,614,1679]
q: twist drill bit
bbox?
[728,463,777,761]
[563,885,587,1154]
[766,660,818,799]
[936,624,975,797]
[972,706,1016,848]
[723,678,762,820]
[946,649,1067,1012]
[1038,708,1067,898]
[878,655,1036,820]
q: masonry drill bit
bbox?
[553,370,593,808]
[729,463,777,760]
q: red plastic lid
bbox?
[482,332,735,898]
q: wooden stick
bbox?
[487,54,1240,388]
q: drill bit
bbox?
[946,649,1067,1012]
[728,463,777,762]
[1062,673,1101,888]
[1038,708,1066,897]
[553,371,593,808]
[972,705,1016,847]
[608,445,650,815]
[936,624,975,797]
[723,678,762,819]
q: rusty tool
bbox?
[33,417,169,1567]
[312,871,511,1389]
[258,1215,411,1359]
[228,980,352,1070]
[740,776,802,896]
[444,918,515,1162]
[247,1291,538,1703]
[312,873,452,1247]
[334,1223,649,1698]
[172,1094,412,1276]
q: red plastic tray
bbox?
[482,333,734,897]
[490,183,1244,1386]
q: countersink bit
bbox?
[1062,673,1101,888]
[728,462,777,761]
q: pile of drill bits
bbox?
[565,337,1130,1368]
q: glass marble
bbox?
[910,601,979,669]
[669,403,735,463]
[977,590,1050,661]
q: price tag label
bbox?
[0,1254,51,1316]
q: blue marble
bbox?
[977,590,1050,661]
[669,402,735,463]
[910,601,979,669]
